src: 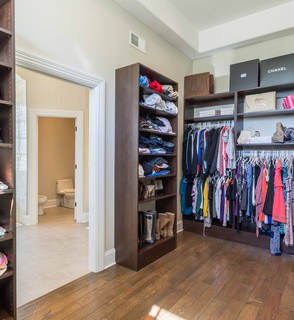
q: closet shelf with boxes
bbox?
[182,54,294,254]
[115,63,178,271]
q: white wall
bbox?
[15,0,193,251]
[193,33,294,93]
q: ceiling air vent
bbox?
[129,31,146,54]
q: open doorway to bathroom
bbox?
[15,68,90,307]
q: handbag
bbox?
[244,91,276,113]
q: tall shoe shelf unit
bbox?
[183,82,294,251]
[0,0,15,319]
[115,63,178,271]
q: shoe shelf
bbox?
[0,189,12,195]
[0,268,13,281]
[0,100,12,107]
[0,309,13,320]
[0,143,12,148]
[116,63,178,271]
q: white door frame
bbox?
[16,50,106,272]
[28,109,84,223]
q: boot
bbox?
[138,211,145,248]
[158,213,170,238]
[166,212,175,237]
[144,211,156,244]
[155,219,161,240]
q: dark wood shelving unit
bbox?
[0,0,15,318]
[183,80,294,251]
[116,63,178,271]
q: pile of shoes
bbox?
[139,180,163,200]
[138,211,175,249]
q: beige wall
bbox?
[193,33,294,93]
[38,117,75,200]
[15,0,193,251]
[16,67,89,213]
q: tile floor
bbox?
[17,206,89,307]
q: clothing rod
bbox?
[236,150,294,157]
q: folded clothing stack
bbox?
[140,157,171,177]
[162,85,179,99]
[141,93,178,115]
[0,252,8,276]
[139,135,175,154]
[139,74,178,99]
[139,115,175,134]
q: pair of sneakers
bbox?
[153,180,163,196]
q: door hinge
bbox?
[75,164,77,169]
[75,202,77,207]
[75,126,77,132]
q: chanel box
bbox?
[260,53,294,87]
[229,59,260,91]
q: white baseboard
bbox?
[44,199,61,208]
[76,212,89,223]
[104,249,116,269]
[177,220,183,233]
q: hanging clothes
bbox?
[284,177,293,246]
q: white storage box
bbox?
[220,108,234,115]
[199,109,220,117]
[249,137,272,144]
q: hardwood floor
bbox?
[18,231,294,320]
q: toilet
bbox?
[38,195,48,216]
[56,179,75,209]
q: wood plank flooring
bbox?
[18,231,294,320]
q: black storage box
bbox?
[229,59,260,91]
[260,53,294,87]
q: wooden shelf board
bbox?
[139,85,177,103]
[185,91,235,104]
[0,189,13,195]
[238,109,294,118]
[139,153,177,157]
[139,104,177,118]
[138,193,176,203]
[185,114,234,123]
[237,82,294,96]
[138,235,176,255]
[0,61,12,70]
[0,143,12,149]
[0,99,12,106]
[139,174,176,181]
[0,309,13,320]
[0,269,13,281]
[139,129,177,137]
[0,233,13,243]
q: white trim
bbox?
[43,199,61,208]
[104,249,116,269]
[80,212,89,223]
[16,50,106,272]
[28,109,84,223]
[177,220,183,233]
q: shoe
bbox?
[158,213,170,238]
[166,212,175,237]
[157,180,163,195]
[138,211,146,248]
[145,211,157,244]
[155,219,161,240]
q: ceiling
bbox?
[169,0,293,31]
[114,0,294,59]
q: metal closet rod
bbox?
[186,120,234,129]
[236,150,294,157]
